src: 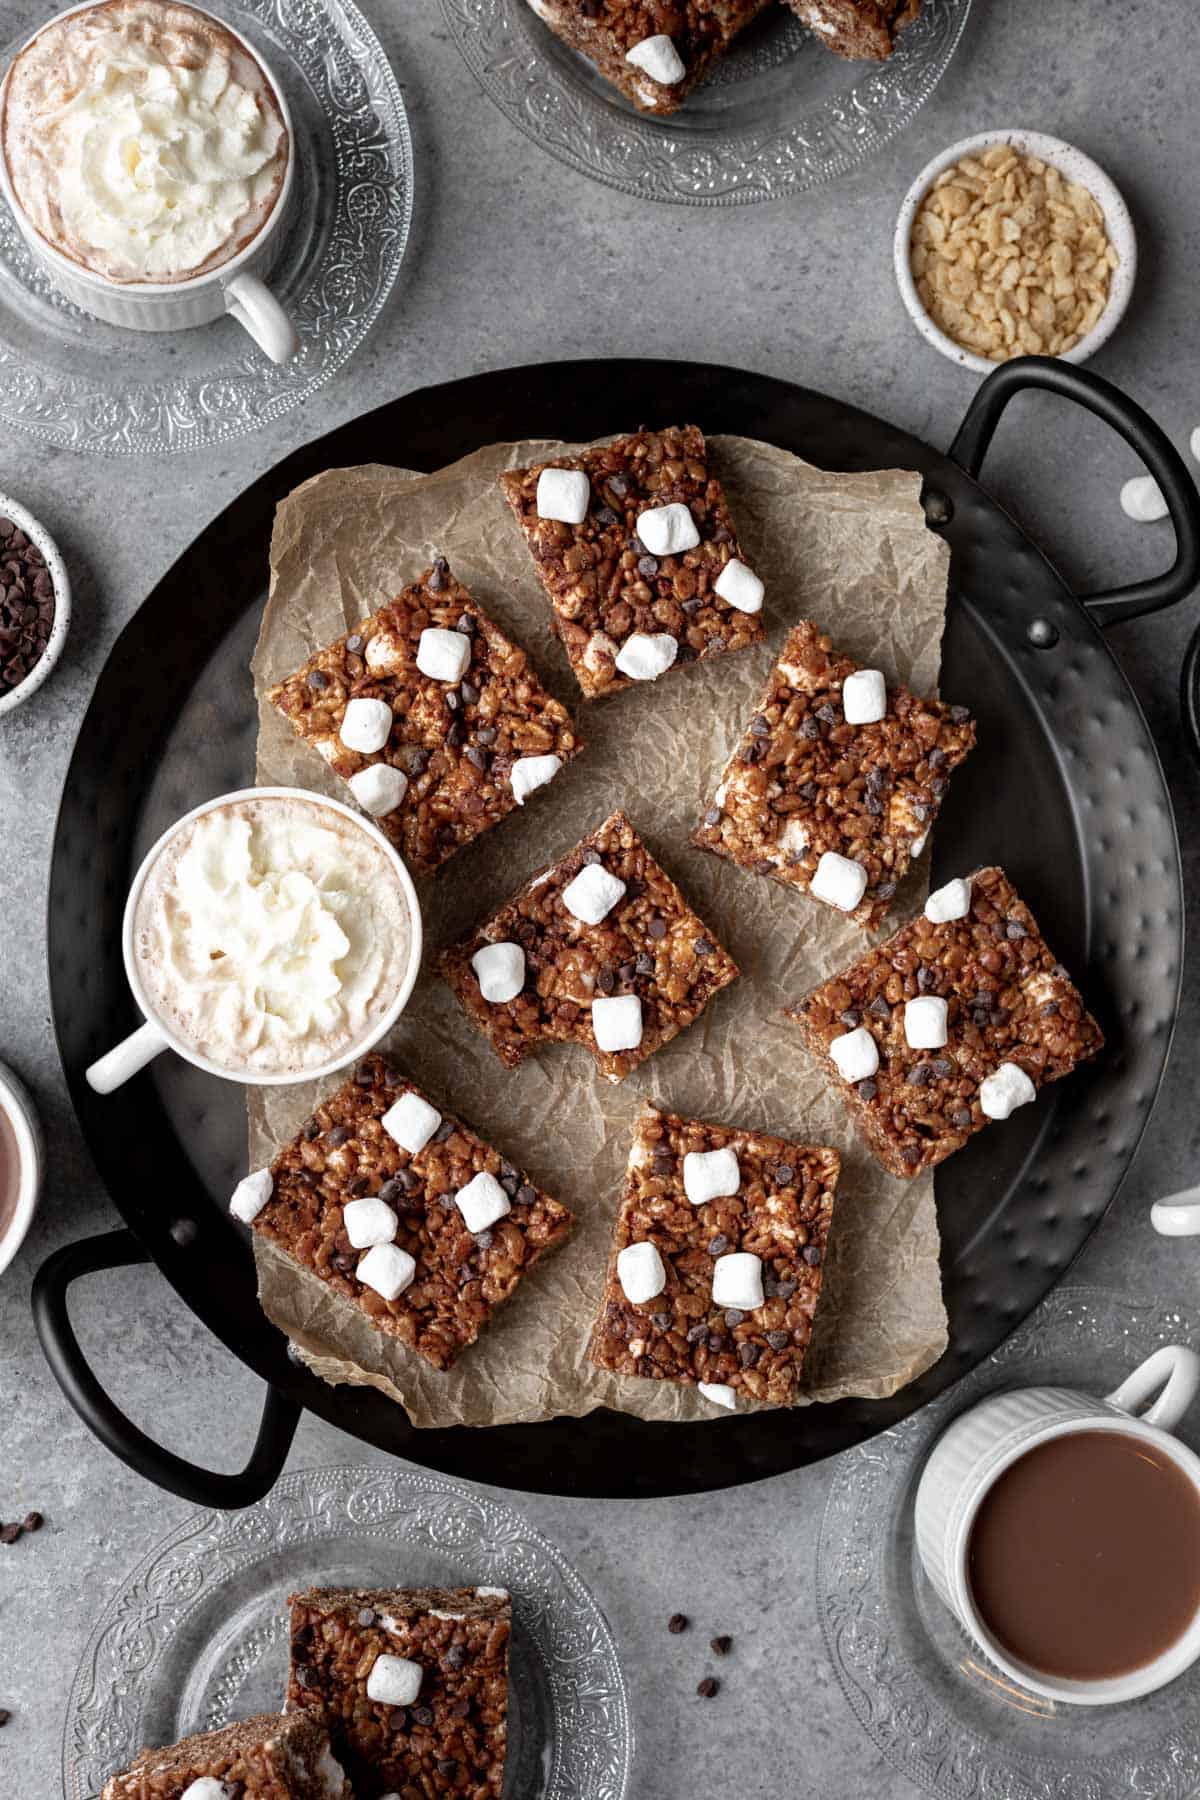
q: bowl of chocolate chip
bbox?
[0,493,69,717]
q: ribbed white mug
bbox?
[914,1345,1200,1705]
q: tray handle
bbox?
[32,1229,301,1509]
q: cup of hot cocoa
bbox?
[0,0,299,361]
[86,788,422,1093]
[915,1345,1200,1704]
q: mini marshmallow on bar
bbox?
[841,668,887,725]
[356,1242,416,1301]
[230,1167,273,1224]
[625,32,686,84]
[829,1026,878,1083]
[714,558,764,614]
[510,753,561,805]
[561,861,626,924]
[455,1171,511,1233]
[415,627,471,684]
[592,993,642,1052]
[636,501,700,556]
[810,850,868,913]
[348,763,408,817]
[698,1382,738,1410]
[683,1146,740,1205]
[904,995,948,1050]
[343,1196,399,1248]
[536,466,590,524]
[979,1061,1037,1119]
[925,877,972,923]
[381,1089,442,1156]
[366,1654,423,1707]
[472,941,525,1004]
[711,1251,765,1311]
[340,696,393,754]
[614,632,677,682]
[618,1239,666,1303]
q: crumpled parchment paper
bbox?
[247,435,951,1426]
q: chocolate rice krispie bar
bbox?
[692,620,976,929]
[787,865,1105,1178]
[267,559,582,875]
[526,0,773,115]
[438,809,738,1084]
[102,1711,347,1800]
[287,1586,510,1799]
[500,425,765,700]
[234,1055,572,1371]
[587,1105,839,1407]
[788,0,921,59]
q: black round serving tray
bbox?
[38,358,1197,1505]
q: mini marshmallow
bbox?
[340,696,393,754]
[510,753,562,805]
[348,763,408,817]
[592,993,643,1053]
[841,668,888,725]
[381,1090,442,1156]
[343,1196,399,1249]
[455,1171,512,1233]
[911,831,928,858]
[714,559,764,615]
[829,1026,879,1084]
[562,862,626,925]
[905,995,948,1050]
[617,1240,667,1304]
[979,1061,1037,1120]
[180,1782,235,1800]
[472,941,525,1003]
[925,877,971,924]
[635,502,700,557]
[1121,475,1168,523]
[614,632,678,682]
[711,1251,764,1312]
[683,1146,740,1206]
[356,1242,416,1302]
[476,1585,509,1597]
[366,1653,423,1707]
[698,1382,738,1411]
[536,466,590,524]
[810,850,868,913]
[416,627,472,684]
[230,1167,273,1224]
[624,32,686,84]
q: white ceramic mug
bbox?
[0,1,299,363]
[914,1344,1200,1705]
[86,787,422,1095]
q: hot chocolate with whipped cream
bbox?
[132,794,413,1076]
[1,0,289,284]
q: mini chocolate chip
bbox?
[22,1512,42,1532]
[710,1635,733,1656]
[358,1607,377,1627]
[594,506,617,527]
[328,1125,352,1147]
[765,1331,790,1352]
[445,1644,467,1669]
[738,1342,760,1368]
[907,1063,932,1087]
[949,704,971,722]
[474,1229,494,1249]
[456,610,475,634]
[765,1277,797,1299]
[916,964,936,992]
[1006,918,1028,939]
[951,1107,972,1129]
[686,1323,708,1344]
[295,1664,316,1687]
[345,633,365,653]
[378,1178,402,1205]
[697,1677,720,1698]
[702,807,721,828]
[517,1183,536,1204]
[306,668,330,691]
[838,1009,861,1029]
[865,794,884,816]
[427,559,448,591]
[867,994,891,1019]
[648,917,667,940]
[856,1078,878,1100]
[801,716,820,739]
[750,714,771,737]
[929,746,947,767]
[724,1309,745,1329]
[465,745,489,771]
[433,1119,455,1143]
[637,555,659,579]
[707,1332,725,1353]
[608,473,628,498]
[0,1523,22,1545]
[635,952,656,976]
[707,1234,729,1257]
[932,1057,953,1078]
[773,1163,794,1185]
[873,880,897,901]
[460,679,480,705]
[304,1117,321,1141]
[803,1246,823,1266]
[355,1065,374,1087]
[798,780,818,801]
[901,1144,922,1166]
[446,718,466,748]
[445,687,460,711]
[598,966,616,994]
[816,702,838,725]
[668,1613,688,1634]
[651,1311,672,1330]
[412,1706,434,1726]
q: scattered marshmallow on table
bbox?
[348,763,408,817]
[698,1382,737,1410]
[472,941,525,1004]
[536,466,590,525]
[635,501,699,556]
[366,1653,423,1706]
[979,1061,1037,1120]
[841,668,888,725]
[561,862,626,925]
[416,626,472,684]
[356,1243,416,1302]
[829,1025,879,1084]
[455,1171,512,1233]
[592,993,643,1053]
[510,753,561,805]
[683,1146,740,1206]
[714,559,763,614]
[712,1251,764,1312]
[1120,475,1168,523]
[624,33,686,84]
[617,1239,667,1304]
[229,1167,273,1224]
[925,877,971,923]
[381,1090,442,1156]
[343,1196,398,1249]
[615,632,677,682]
[810,850,868,913]
[905,995,948,1050]
[339,696,393,754]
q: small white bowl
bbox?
[0,1061,44,1278]
[894,128,1137,376]
[0,491,71,719]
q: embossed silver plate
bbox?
[62,1464,632,1800]
[0,0,413,456]
[442,0,972,206]
[818,1287,1200,1800]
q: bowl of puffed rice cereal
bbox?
[894,129,1136,374]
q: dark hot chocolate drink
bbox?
[0,1103,21,1244]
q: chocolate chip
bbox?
[355,1064,374,1087]
[651,1311,672,1330]
[694,937,713,956]
[598,966,616,994]
[446,718,466,748]
[306,668,329,691]
[724,1309,745,1329]
[456,610,475,635]
[357,1607,377,1627]
[856,1078,878,1100]
[465,745,489,771]
[798,780,818,801]
[931,1057,953,1079]
[949,704,971,723]
[738,1342,760,1368]
[637,554,659,579]
[648,917,667,940]
[635,953,656,976]
[668,1613,689,1634]
[901,1144,922,1166]
[802,1246,822,1266]
[328,1125,352,1147]
[702,807,721,828]
[907,1063,932,1087]
[765,1331,790,1352]
[437,1760,459,1778]
[707,1234,729,1257]
[412,1705,434,1726]
[801,716,820,739]
[773,1163,794,1185]
[750,714,771,738]
[707,1332,725,1353]
[445,1644,467,1669]
[710,1635,733,1656]
[295,1664,316,1687]
[0,1709,10,1727]
[0,1523,21,1545]
[686,1322,708,1344]
[1006,918,1028,939]
[929,746,947,768]
[765,1278,797,1299]
[427,558,448,591]
[433,1119,455,1143]
[951,1107,972,1129]
[594,506,617,527]
[22,1512,42,1533]
[865,794,884,816]
[867,993,891,1019]
[517,1183,536,1205]
[474,1229,494,1249]
[916,964,936,992]
[838,1009,861,1029]
[581,848,602,866]
[873,880,897,901]
[608,473,628,498]
[697,1677,720,1698]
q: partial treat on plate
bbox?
[267,559,583,875]
[524,1,773,115]
[101,1710,347,1800]
[438,808,739,1084]
[586,1104,839,1407]
[787,0,922,59]
[692,620,975,929]
[786,864,1105,1178]
[499,424,765,699]
[234,1054,573,1371]
[287,1585,510,1799]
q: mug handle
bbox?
[86,1020,168,1094]
[1106,1345,1200,1432]
[1151,1186,1200,1236]
[223,271,299,365]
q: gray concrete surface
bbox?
[2,1,1200,1794]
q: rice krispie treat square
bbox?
[101,1711,347,1800]
[525,0,773,116]
[788,0,922,59]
